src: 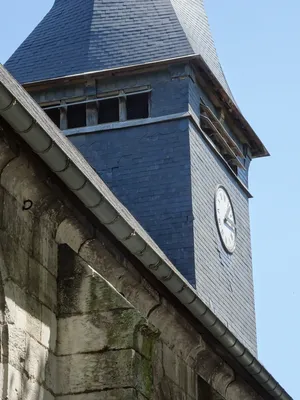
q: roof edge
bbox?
[193,55,269,158]
[22,54,197,87]
[22,54,268,159]
[0,64,288,400]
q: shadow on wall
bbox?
[0,241,55,399]
[0,243,8,399]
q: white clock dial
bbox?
[215,186,236,253]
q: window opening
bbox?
[42,88,151,130]
[98,98,120,124]
[67,103,86,129]
[44,107,60,128]
[126,93,149,120]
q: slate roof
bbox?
[5,0,232,98]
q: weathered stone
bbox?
[56,217,94,253]
[28,257,57,311]
[4,280,42,342]
[134,322,160,361]
[44,351,57,394]
[79,239,161,316]
[58,252,133,316]
[0,136,16,174]
[0,231,29,287]
[32,200,66,277]
[162,343,197,399]
[55,349,150,396]
[155,375,196,400]
[193,347,223,383]
[24,336,48,383]
[1,363,23,400]
[148,300,203,361]
[210,362,235,399]
[23,380,54,400]
[226,378,261,400]
[2,191,35,253]
[56,388,138,399]
[1,155,50,214]
[41,305,57,352]
[57,309,143,355]
[0,186,4,229]
[6,325,27,372]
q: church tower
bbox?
[5,0,268,356]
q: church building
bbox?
[0,0,291,399]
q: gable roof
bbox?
[5,0,232,99]
[0,63,291,400]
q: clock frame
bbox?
[214,186,236,254]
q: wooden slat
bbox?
[200,114,245,170]
[201,103,244,158]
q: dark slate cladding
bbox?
[28,60,255,352]
[189,122,256,354]
[70,119,196,286]
[67,67,196,285]
[5,0,192,84]
[65,67,256,353]
[5,0,233,100]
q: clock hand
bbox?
[224,217,236,232]
[224,204,235,228]
[224,204,231,220]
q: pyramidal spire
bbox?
[5,0,232,97]
[170,0,232,97]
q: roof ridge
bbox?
[169,0,234,100]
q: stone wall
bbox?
[0,121,262,399]
[0,135,57,399]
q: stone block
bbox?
[28,257,57,312]
[58,246,135,315]
[32,200,66,277]
[0,361,54,400]
[148,300,203,361]
[0,137,16,173]
[56,217,94,253]
[4,280,42,343]
[7,325,27,372]
[0,363,23,400]
[41,305,57,352]
[0,230,29,286]
[24,336,48,383]
[210,362,235,399]
[56,349,151,397]
[57,309,142,355]
[56,388,138,400]
[161,343,197,399]
[0,186,4,228]
[154,375,196,400]
[23,380,55,400]
[225,378,261,400]
[1,155,50,213]
[79,239,160,316]
[44,351,57,394]
[2,191,35,253]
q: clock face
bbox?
[215,186,236,253]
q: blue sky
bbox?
[1,1,298,398]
